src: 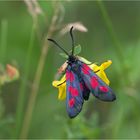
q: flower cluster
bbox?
[0,64,19,86]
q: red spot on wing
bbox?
[66,71,75,82]
[81,63,91,75]
[99,86,109,92]
[82,67,89,74]
[69,98,75,107]
[91,76,98,89]
[83,63,91,71]
[68,86,79,96]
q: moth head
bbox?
[47,26,76,59]
[68,55,77,63]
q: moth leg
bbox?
[57,80,66,86]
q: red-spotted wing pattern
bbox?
[66,64,85,118]
[80,80,90,101]
[49,26,116,119]
[79,61,116,101]
[66,61,91,118]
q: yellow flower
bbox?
[52,59,112,100]
[52,75,66,100]
[89,60,112,85]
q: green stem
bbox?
[0,19,8,63]
[96,0,130,85]
[96,0,123,61]
[19,3,61,138]
[14,24,35,138]
[20,44,49,139]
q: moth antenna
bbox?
[70,26,75,56]
[48,38,69,56]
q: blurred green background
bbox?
[0,0,140,139]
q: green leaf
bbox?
[59,45,81,58]
[59,53,68,59]
[78,56,91,64]
[74,45,81,55]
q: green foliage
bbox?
[64,112,100,139]
[72,44,82,55]
[0,1,140,139]
[59,53,68,59]
[59,45,81,58]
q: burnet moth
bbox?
[48,27,116,118]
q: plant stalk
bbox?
[14,24,35,138]
[0,19,8,63]
[19,3,61,138]
[96,0,130,85]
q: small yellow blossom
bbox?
[52,59,112,100]
[89,60,112,85]
[52,75,66,100]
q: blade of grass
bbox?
[19,2,62,138]
[0,19,8,63]
[96,1,132,138]
[96,0,130,85]
[96,0,123,61]
[14,24,35,138]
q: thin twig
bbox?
[20,3,62,138]
[14,23,36,138]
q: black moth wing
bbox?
[66,63,84,118]
[78,60,116,101]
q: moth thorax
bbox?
[72,64,79,72]
[68,55,76,63]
